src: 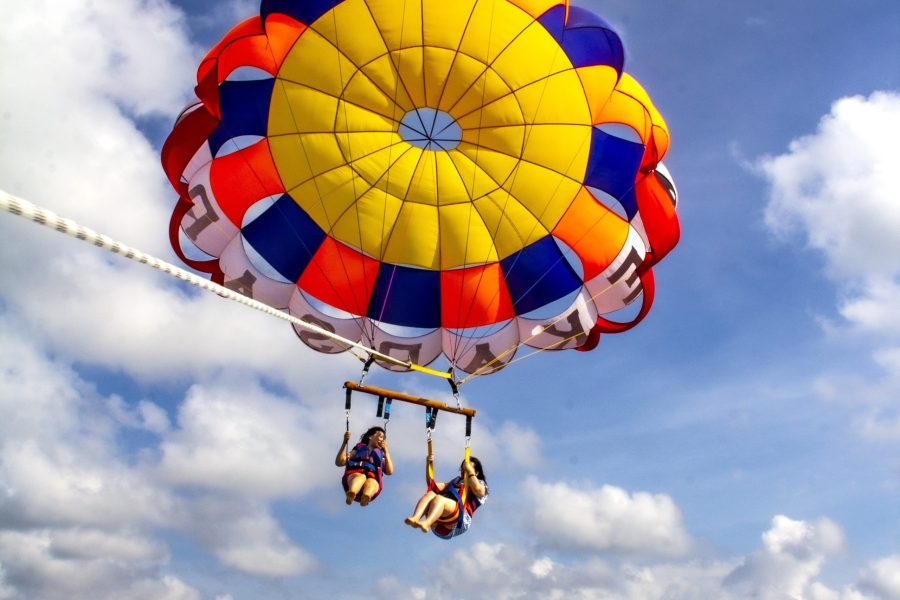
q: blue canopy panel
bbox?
[261,0,343,25]
[241,194,326,283]
[368,264,441,329]
[208,79,275,157]
[501,236,583,316]
[537,5,624,72]
[584,128,644,219]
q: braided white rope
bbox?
[0,189,413,370]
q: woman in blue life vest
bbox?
[335,426,393,506]
[404,455,488,538]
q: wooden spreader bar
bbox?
[343,381,476,418]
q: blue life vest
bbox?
[345,443,383,478]
[433,476,488,540]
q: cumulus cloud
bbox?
[158,379,334,498]
[0,0,194,251]
[0,321,323,595]
[386,541,735,600]
[856,555,900,599]
[373,515,899,600]
[183,497,320,577]
[0,0,355,392]
[0,323,190,598]
[522,477,692,556]
[0,320,176,530]
[1,213,354,388]
[759,91,900,337]
[0,566,13,600]
[758,91,900,440]
[0,530,199,600]
[724,515,845,599]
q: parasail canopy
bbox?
[161,0,680,379]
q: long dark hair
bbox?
[360,426,385,446]
[461,456,486,483]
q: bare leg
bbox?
[405,491,437,527]
[345,473,365,505]
[419,496,457,533]
[359,478,380,506]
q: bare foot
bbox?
[415,521,429,533]
[359,495,371,507]
[404,517,417,527]
[345,491,356,505]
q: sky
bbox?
[1,0,899,599]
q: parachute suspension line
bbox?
[268,85,376,350]
[455,171,653,383]
[367,0,405,320]
[450,0,498,365]
[457,259,653,384]
[459,328,586,385]
[175,95,377,350]
[244,24,380,350]
[428,1,480,367]
[327,6,376,344]
[450,28,581,366]
[0,190,449,376]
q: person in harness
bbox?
[404,454,488,538]
[335,426,393,506]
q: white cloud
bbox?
[0,320,321,592]
[0,530,200,600]
[184,497,320,577]
[0,320,176,529]
[107,396,173,435]
[157,379,334,499]
[0,0,356,392]
[724,515,845,600]
[855,408,900,442]
[402,541,736,600]
[374,515,899,600]
[522,477,692,556]
[0,0,194,252]
[759,91,900,439]
[1,440,174,529]
[874,347,900,374]
[0,229,355,387]
[47,528,168,563]
[759,91,900,337]
[857,555,900,599]
[494,421,544,468]
[374,577,427,600]
[0,565,13,600]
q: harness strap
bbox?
[426,410,436,489]
[358,355,376,385]
[459,446,471,527]
[344,388,352,433]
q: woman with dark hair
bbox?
[335,426,393,506]
[404,455,488,538]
